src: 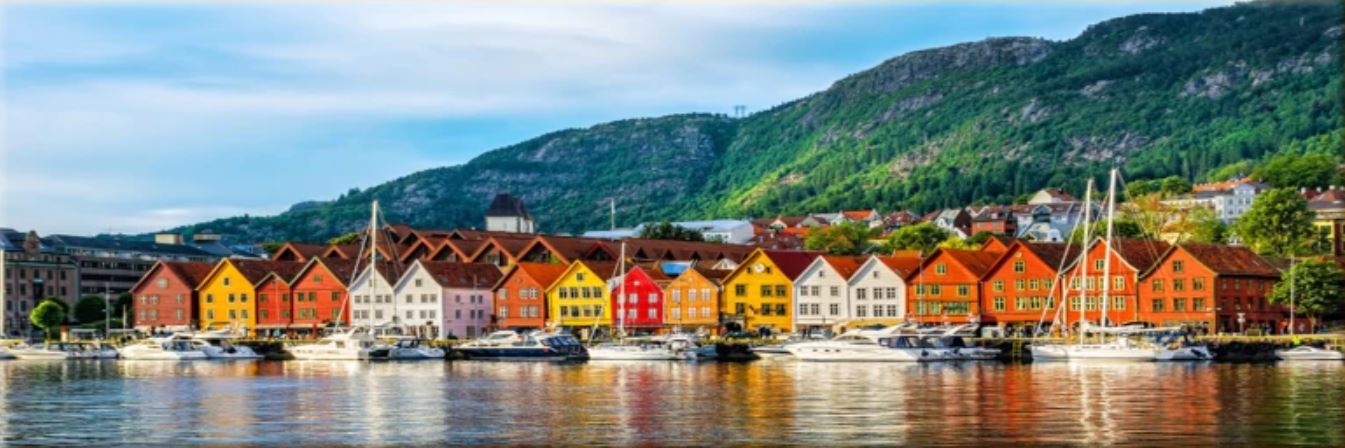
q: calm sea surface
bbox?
[0,359,1340,446]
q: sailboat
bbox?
[1275,258,1344,361]
[1031,169,1159,362]
[291,201,393,361]
[587,242,696,361]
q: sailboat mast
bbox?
[1076,179,1095,345]
[370,200,379,330]
[1101,169,1117,331]
[1288,256,1296,335]
[618,242,626,337]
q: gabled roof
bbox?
[818,255,866,280]
[485,193,531,218]
[229,259,307,287]
[520,236,613,264]
[762,250,825,280]
[510,262,571,289]
[876,255,923,278]
[577,260,621,282]
[271,242,328,262]
[1151,243,1280,278]
[1102,238,1171,273]
[417,261,503,289]
[129,260,215,293]
[292,257,361,287]
[1308,189,1345,211]
[917,248,1002,279]
[842,210,877,221]
[691,265,732,283]
[979,240,1079,280]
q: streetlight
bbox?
[1237,312,1246,335]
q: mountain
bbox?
[171,1,1344,243]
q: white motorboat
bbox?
[290,328,387,360]
[1275,345,1344,361]
[1156,345,1214,361]
[455,331,587,361]
[587,334,698,361]
[786,328,934,362]
[386,337,445,360]
[1031,336,1158,362]
[184,332,262,360]
[10,342,87,360]
[85,342,121,359]
[119,337,208,360]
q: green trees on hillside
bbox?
[804,222,878,255]
[639,221,705,242]
[881,223,950,256]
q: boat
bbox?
[10,342,91,360]
[1150,328,1213,361]
[386,337,445,360]
[786,327,935,362]
[921,325,1001,361]
[118,337,208,360]
[587,334,698,361]
[187,329,262,360]
[1031,336,1159,362]
[290,328,388,360]
[749,344,794,358]
[1275,345,1344,361]
[455,330,587,361]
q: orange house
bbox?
[979,241,1078,328]
[289,258,358,331]
[1138,243,1281,333]
[493,262,568,330]
[664,266,728,332]
[1061,238,1170,326]
[907,248,1002,324]
[253,263,306,334]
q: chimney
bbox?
[154,233,184,245]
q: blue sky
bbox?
[1,1,1229,235]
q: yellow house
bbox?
[196,259,296,333]
[720,249,821,334]
[546,260,618,332]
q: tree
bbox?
[260,241,286,254]
[1067,217,1146,244]
[1234,188,1316,256]
[329,232,360,245]
[1252,151,1341,190]
[114,293,133,321]
[966,231,996,247]
[1268,259,1344,330]
[1127,176,1192,198]
[29,301,66,341]
[74,296,109,324]
[882,223,950,256]
[938,236,978,250]
[1187,207,1228,244]
[637,221,705,242]
[804,222,877,255]
[38,298,70,322]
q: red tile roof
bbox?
[513,262,569,289]
[691,265,732,282]
[419,261,502,288]
[820,255,866,280]
[272,242,327,261]
[763,250,825,280]
[877,255,923,278]
[1107,238,1171,272]
[1021,241,1080,270]
[1176,243,1280,277]
[934,248,1003,278]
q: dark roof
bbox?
[1020,241,1080,270]
[1177,243,1280,277]
[690,265,732,282]
[762,250,825,280]
[577,260,622,281]
[420,262,502,289]
[1107,238,1171,272]
[45,234,215,257]
[230,260,307,285]
[163,261,215,289]
[485,193,531,218]
[272,242,327,261]
[307,258,361,285]
[1308,189,1345,210]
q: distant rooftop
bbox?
[485,193,532,218]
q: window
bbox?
[228,293,235,303]
[735,303,745,315]
[1112,276,1124,290]
[957,285,969,297]
[499,307,509,319]
[1152,279,1164,292]
[648,309,657,319]
[207,310,215,320]
[735,285,746,296]
[775,304,786,315]
[156,278,168,289]
[993,280,1004,292]
[1015,279,1025,291]
[1173,279,1185,292]
[414,279,422,287]
[1094,259,1104,271]
[406,294,414,304]
[223,277,230,286]
[241,293,249,303]
[856,289,867,300]
[873,306,885,317]
[798,286,808,297]
[1152,299,1164,312]
[761,285,772,297]
[1029,279,1039,291]
[1013,260,1025,273]
[1173,298,1186,312]
[993,297,1005,311]
[687,308,697,319]
[930,285,941,296]
[260,310,269,319]
[856,305,867,318]
[1112,297,1124,310]
[259,293,268,303]
[1173,261,1184,273]
[1193,278,1205,291]
[576,273,586,282]
[1193,298,1205,311]
[830,286,840,297]
[229,309,237,319]
[775,285,786,296]
[761,305,772,316]
[935,263,947,275]
[829,303,840,315]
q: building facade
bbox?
[720,250,821,334]
[129,261,213,331]
[546,260,617,334]
[907,248,1001,324]
[847,255,921,328]
[484,193,535,234]
[792,256,863,334]
[979,241,1075,329]
[610,265,668,332]
[663,266,724,333]
[1138,244,1281,333]
[1,230,80,337]
[493,262,566,330]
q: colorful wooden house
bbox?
[347,262,406,328]
[546,260,618,335]
[252,262,308,335]
[196,259,304,334]
[1062,238,1170,326]
[720,249,822,334]
[393,260,502,339]
[1138,243,1281,333]
[289,258,358,333]
[978,241,1078,329]
[129,261,213,331]
[494,262,568,330]
[847,254,922,327]
[610,264,670,331]
[792,256,865,334]
[907,248,1002,324]
[664,266,727,333]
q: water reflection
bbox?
[0,360,1338,445]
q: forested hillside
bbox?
[171,1,1344,243]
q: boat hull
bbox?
[1156,346,1214,361]
[455,347,581,361]
[1030,344,1157,362]
[1276,348,1345,361]
[587,347,695,361]
[786,344,929,362]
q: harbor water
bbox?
[1,360,1341,445]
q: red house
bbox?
[979,241,1078,329]
[1062,238,1170,326]
[1138,243,1281,334]
[289,258,358,333]
[610,265,671,331]
[253,262,307,335]
[494,262,568,330]
[129,261,214,331]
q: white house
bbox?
[391,260,502,339]
[847,254,922,325]
[792,256,864,334]
[347,263,403,329]
[1162,179,1268,223]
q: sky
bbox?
[0,1,1230,235]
